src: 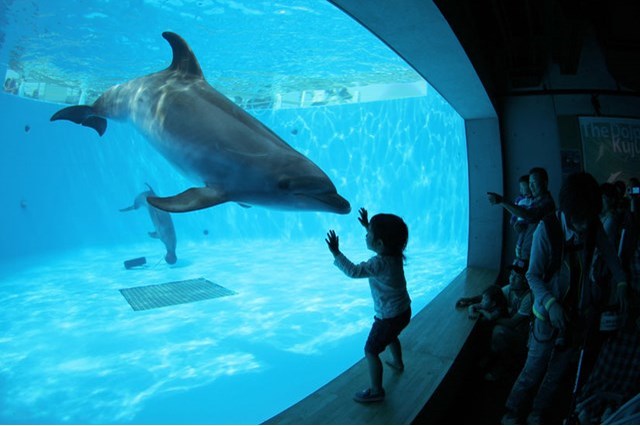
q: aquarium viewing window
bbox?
[0,0,469,423]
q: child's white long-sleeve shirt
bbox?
[334,253,411,319]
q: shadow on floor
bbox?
[413,321,575,424]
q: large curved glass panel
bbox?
[0,1,468,423]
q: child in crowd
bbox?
[488,167,556,261]
[466,285,508,321]
[457,259,533,381]
[326,207,411,403]
[512,175,534,259]
[502,172,628,425]
[511,175,534,226]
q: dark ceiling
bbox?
[432,0,640,96]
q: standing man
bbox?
[488,167,556,261]
[501,172,628,424]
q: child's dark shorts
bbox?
[365,307,411,355]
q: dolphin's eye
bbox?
[277,179,291,190]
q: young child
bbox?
[511,175,534,225]
[325,207,411,403]
[466,285,508,321]
[512,175,534,259]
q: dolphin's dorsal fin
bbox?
[162,32,204,78]
[144,182,156,195]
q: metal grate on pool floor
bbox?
[119,277,236,311]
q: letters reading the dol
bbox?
[582,121,640,159]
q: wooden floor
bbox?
[416,318,576,425]
[264,267,498,425]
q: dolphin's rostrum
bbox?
[51,32,351,215]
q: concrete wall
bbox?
[498,32,640,266]
[466,118,502,268]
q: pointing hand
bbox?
[487,192,504,205]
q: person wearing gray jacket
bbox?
[502,173,628,425]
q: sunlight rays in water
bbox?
[0,239,464,423]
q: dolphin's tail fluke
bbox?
[50,105,107,136]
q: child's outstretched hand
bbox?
[456,297,474,309]
[358,207,369,228]
[326,230,341,256]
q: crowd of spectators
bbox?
[457,168,640,424]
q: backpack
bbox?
[541,212,565,283]
[540,212,586,281]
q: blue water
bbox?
[0,1,468,424]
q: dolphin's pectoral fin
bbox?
[147,187,227,213]
[149,231,159,239]
[237,203,252,208]
[119,205,136,212]
[50,105,107,136]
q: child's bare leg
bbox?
[365,351,383,393]
[386,338,405,371]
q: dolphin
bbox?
[50,32,351,215]
[120,183,177,264]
